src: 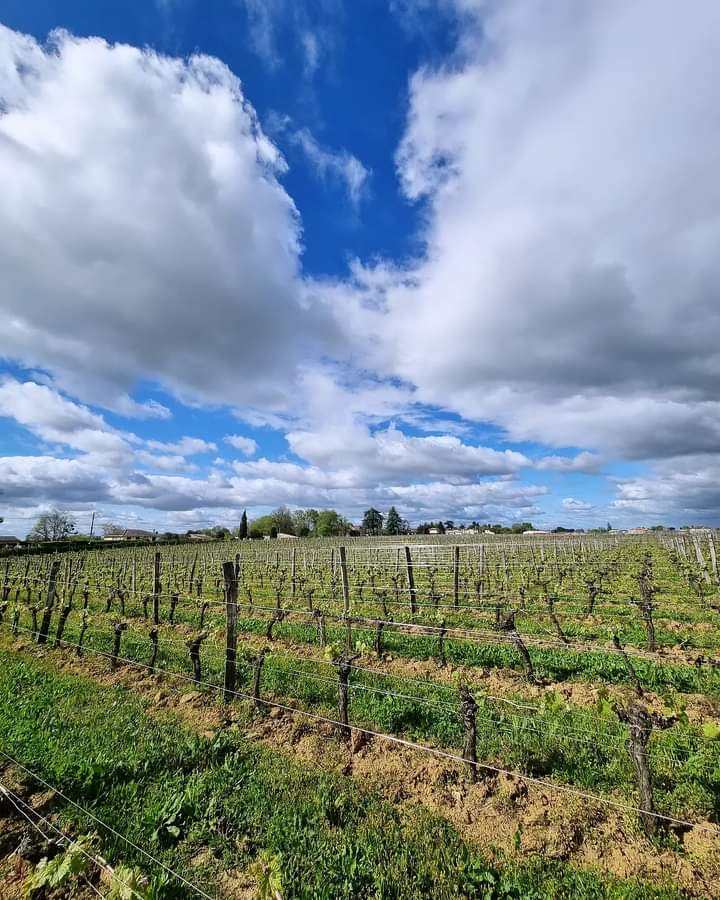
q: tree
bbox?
[362,508,384,536]
[292,508,319,537]
[238,510,248,539]
[510,522,534,534]
[385,506,403,535]
[270,506,294,535]
[315,510,350,537]
[28,510,77,542]
[249,514,275,539]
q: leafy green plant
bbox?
[106,864,153,900]
[25,836,91,896]
[248,850,283,900]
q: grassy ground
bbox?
[0,647,687,900]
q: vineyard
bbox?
[1,531,719,898]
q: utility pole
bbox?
[89,511,95,537]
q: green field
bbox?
[1,533,719,897]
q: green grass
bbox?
[0,648,685,899]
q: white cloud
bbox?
[612,455,720,523]
[561,497,593,512]
[293,128,370,207]
[537,452,603,474]
[146,437,217,455]
[224,434,258,456]
[285,423,528,481]
[0,26,336,417]
[301,30,320,77]
[0,378,133,466]
[347,0,720,464]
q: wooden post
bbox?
[459,682,478,782]
[152,552,161,626]
[148,626,159,673]
[453,545,460,608]
[37,560,61,644]
[437,618,447,667]
[692,534,711,585]
[222,562,238,702]
[339,546,350,616]
[707,533,718,583]
[339,546,351,649]
[404,546,417,616]
[252,648,267,708]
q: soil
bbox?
[3,635,719,897]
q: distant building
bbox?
[103,529,156,542]
[187,532,213,541]
[522,530,549,535]
[428,528,440,535]
[627,527,649,535]
[276,532,298,539]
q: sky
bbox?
[1,0,719,537]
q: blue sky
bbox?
[1,1,719,536]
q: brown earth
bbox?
[3,635,720,897]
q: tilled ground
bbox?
[3,634,719,897]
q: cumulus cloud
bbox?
[224,434,259,456]
[612,455,720,523]
[0,378,133,466]
[537,452,603,474]
[286,424,528,481]
[146,437,217,455]
[354,0,720,463]
[0,26,336,416]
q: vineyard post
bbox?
[76,611,89,657]
[339,546,350,616]
[692,534,711,585]
[453,545,460,607]
[222,561,238,702]
[339,546,351,649]
[37,560,61,644]
[708,533,719,582]
[437,619,447,667]
[152,552,161,626]
[252,648,267,708]
[291,548,297,602]
[404,546,417,616]
[459,682,478,782]
[148,626,159,672]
